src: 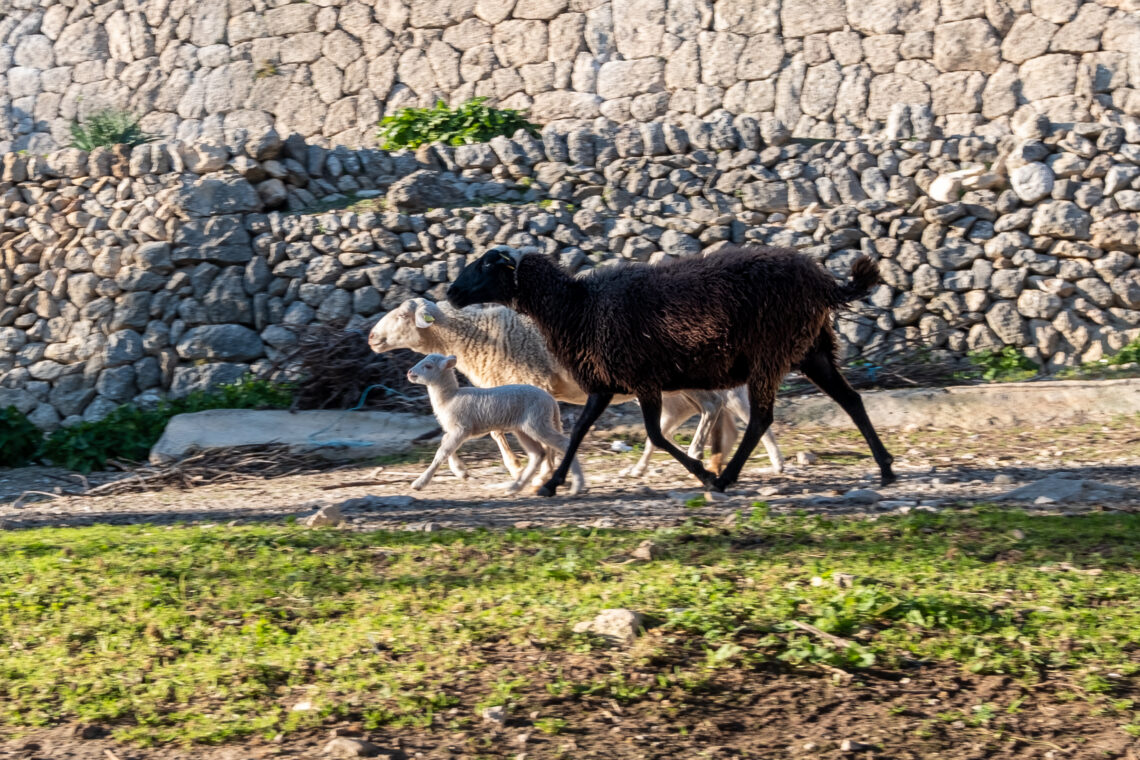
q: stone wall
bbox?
[2,114,1139,429]
[2,0,1140,153]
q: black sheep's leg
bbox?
[638,391,717,489]
[797,346,896,486]
[538,392,612,497]
[711,384,774,492]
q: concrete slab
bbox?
[149,409,438,464]
[777,378,1140,431]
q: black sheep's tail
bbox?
[834,256,881,304]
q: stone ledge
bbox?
[777,377,1140,430]
[149,408,438,464]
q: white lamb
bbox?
[369,297,784,478]
[406,353,585,495]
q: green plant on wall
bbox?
[376,97,540,150]
[69,108,156,151]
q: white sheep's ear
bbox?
[441,355,457,370]
[414,299,444,329]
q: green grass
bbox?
[0,510,1138,745]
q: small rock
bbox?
[1011,529,1026,540]
[877,499,917,510]
[844,488,882,505]
[796,451,819,466]
[302,504,343,528]
[993,474,1015,485]
[292,700,315,712]
[631,540,661,561]
[514,520,538,530]
[757,486,780,497]
[323,737,389,758]
[610,440,632,452]
[482,705,506,726]
[572,609,646,641]
[404,521,442,532]
[75,725,107,740]
[840,739,876,752]
[1000,476,1138,503]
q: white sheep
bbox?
[406,353,585,495]
[368,298,784,478]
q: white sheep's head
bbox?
[406,353,457,386]
[367,298,445,354]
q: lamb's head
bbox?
[447,246,523,308]
[406,353,457,386]
[368,298,445,353]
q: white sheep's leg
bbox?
[490,430,523,479]
[447,454,469,481]
[725,385,784,473]
[628,395,694,477]
[506,431,546,495]
[412,433,465,491]
[685,393,725,461]
[530,428,585,495]
[760,429,785,473]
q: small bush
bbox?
[377,97,539,150]
[0,406,42,468]
[960,347,1039,383]
[69,109,156,151]
[39,377,293,473]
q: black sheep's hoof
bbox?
[880,470,898,487]
[708,477,728,493]
[537,483,558,497]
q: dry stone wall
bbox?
[2,114,1139,429]
[2,0,1140,153]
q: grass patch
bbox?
[377,97,539,150]
[69,109,155,151]
[0,510,1137,745]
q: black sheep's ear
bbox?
[497,250,516,270]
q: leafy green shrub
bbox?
[961,347,1039,382]
[39,377,293,473]
[0,406,42,468]
[69,109,156,151]
[377,97,539,150]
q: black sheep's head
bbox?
[447,245,523,308]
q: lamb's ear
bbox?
[441,355,458,370]
[414,299,444,329]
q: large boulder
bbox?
[175,325,265,362]
[386,170,466,212]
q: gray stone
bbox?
[572,608,647,641]
[106,330,144,366]
[933,19,1001,74]
[998,475,1138,503]
[387,170,465,212]
[175,325,265,362]
[1009,162,1054,203]
[169,363,250,397]
[1029,201,1091,240]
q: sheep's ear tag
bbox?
[498,251,516,270]
[414,312,435,329]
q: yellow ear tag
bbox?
[499,252,516,270]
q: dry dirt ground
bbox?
[1,409,1139,760]
[2,406,1139,532]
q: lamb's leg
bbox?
[711,382,776,493]
[637,391,717,489]
[629,395,693,477]
[490,430,523,479]
[797,344,896,486]
[726,385,784,473]
[529,429,586,495]
[448,454,469,481]
[506,431,545,494]
[412,433,465,490]
[538,392,612,497]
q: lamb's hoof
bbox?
[411,479,426,491]
[504,483,523,495]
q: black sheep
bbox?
[447,245,895,496]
